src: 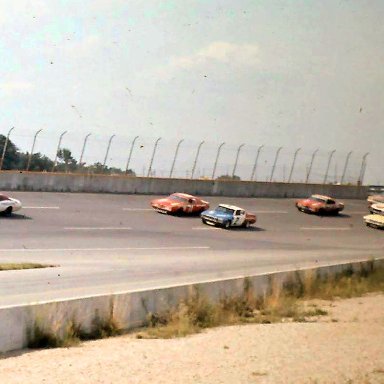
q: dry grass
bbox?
[27,262,384,347]
[0,263,55,271]
[27,305,121,349]
[139,264,384,339]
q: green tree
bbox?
[56,148,77,172]
[18,152,54,172]
[0,135,21,170]
[86,162,135,176]
[216,174,241,181]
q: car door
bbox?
[0,195,10,212]
[232,210,245,226]
[186,198,194,213]
[193,198,204,213]
[325,199,336,212]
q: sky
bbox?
[0,0,382,183]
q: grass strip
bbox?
[0,263,55,271]
[26,261,384,348]
[139,263,384,339]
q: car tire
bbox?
[202,219,207,224]
[4,206,12,216]
[243,221,250,228]
[223,221,231,229]
[318,208,325,216]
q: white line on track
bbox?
[300,227,351,231]
[0,246,211,252]
[122,208,152,211]
[64,227,132,231]
[23,206,60,209]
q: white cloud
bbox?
[63,35,101,56]
[0,0,50,25]
[0,81,34,95]
[170,42,260,70]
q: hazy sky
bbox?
[0,0,382,183]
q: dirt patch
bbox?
[1,293,383,384]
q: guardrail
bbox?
[0,171,368,198]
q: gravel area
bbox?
[1,294,383,384]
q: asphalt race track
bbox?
[0,192,382,306]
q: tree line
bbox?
[0,135,135,175]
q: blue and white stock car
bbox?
[0,194,22,216]
[201,204,256,229]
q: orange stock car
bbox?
[151,193,209,215]
[295,194,344,215]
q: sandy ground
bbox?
[0,294,384,384]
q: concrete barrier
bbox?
[0,257,382,354]
[0,171,367,199]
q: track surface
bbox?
[0,192,382,306]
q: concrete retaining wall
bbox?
[0,171,367,198]
[0,257,382,354]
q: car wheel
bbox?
[4,206,12,216]
[318,208,325,215]
[243,221,250,228]
[202,218,207,224]
[223,221,231,229]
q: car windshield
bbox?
[169,195,188,203]
[215,206,234,215]
[309,196,326,203]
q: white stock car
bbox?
[0,194,22,215]
[369,203,384,215]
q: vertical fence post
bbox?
[323,149,336,184]
[340,151,352,184]
[191,141,204,179]
[103,134,116,169]
[79,133,91,166]
[269,147,283,182]
[26,129,43,171]
[125,136,139,174]
[169,139,184,178]
[305,148,318,183]
[52,131,68,172]
[288,147,301,183]
[147,137,161,177]
[0,127,15,171]
[358,152,369,185]
[232,144,245,178]
[212,142,225,179]
[250,145,264,181]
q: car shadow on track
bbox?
[0,213,33,220]
[318,213,351,219]
[298,212,351,219]
[227,226,266,232]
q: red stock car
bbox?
[296,194,344,215]
[151,193,209,215]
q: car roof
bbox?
[218,204,243,211]
[364,214,384,224]
[172,192,196,199]
[311,194,333,200]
